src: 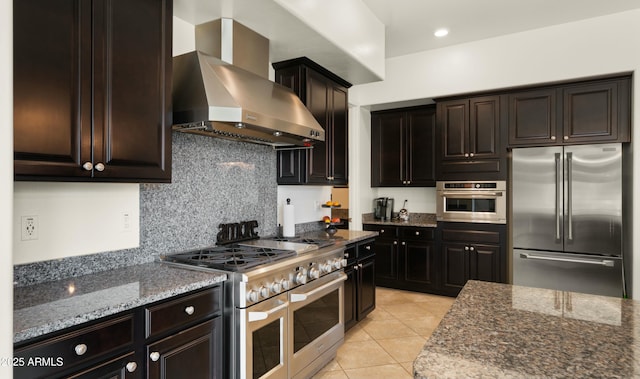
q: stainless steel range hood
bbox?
[172,19,324,147]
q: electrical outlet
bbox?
[122,212,131,231]
[21,215,38,241]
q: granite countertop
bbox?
[414,280,636,378]
[362,212,437,228]
[13,262,226,344]
[299,229,378,244]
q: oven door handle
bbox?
[290,273,347,303]
[248,300,288,322]
[439,192,503,197]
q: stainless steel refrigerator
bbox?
[512,143,625,297]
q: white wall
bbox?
[277,185,333,226]
[1,0,13,376]
[349,9,640,296]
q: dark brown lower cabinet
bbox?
[344,239,376,332]
[147,318,221,379]
[439,222,506,297]
[14,285,222,379]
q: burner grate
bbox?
[166,245,296,271]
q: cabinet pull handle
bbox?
[150,352,160,362]
[94,162,105,172]
[74,344,88,356]
[184,306,195,315]
[82,162,93,171]
[126,362,137,373]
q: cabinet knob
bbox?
[365,245,371,250]
[401,241,406,246]
[82,162,93,171]
[407,181,411,184]
[563,136,569,140]
[380,229,384,234]
[358,263,363,268]
[354,265,359,270]
[184,306,195,315]
[94,162,105,172]
[551,136,557,141]
[469,153,474,158]
[74,343,88,356]
[464,246,469,251]
[470,246,475,251]
[464,153,469,158]
[126,362,137,373]
[393,241,398,245]
[150,352,160,362]
[415,231,420,236]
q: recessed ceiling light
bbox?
[434,28,449,37]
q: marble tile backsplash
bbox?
[14,133,278,286]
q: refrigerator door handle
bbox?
[519,252,615,267]
[566,152,573,241]
[555,153,562,241]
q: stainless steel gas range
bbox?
[162,225,347,379]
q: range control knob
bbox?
[246,290,259,303]
[258,286,269,299]
[270,282,282,294]
[295,272,307,285]
[280,278,292,291]
[341,258,348,268]
[308,268,320,280]
[323,261,333,273]
[333,259,342,270]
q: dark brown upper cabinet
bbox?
[371,105,436,187]
[274,57,351,186]
[508,76,631,147]
[436,95,507,180]
[14,0,172,182]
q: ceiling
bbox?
[362,0,640,58]
[173,0,640,84]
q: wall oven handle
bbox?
[290,273,347,303]
[519,253,614,267]
[248,300,288,322]
[439,191,503,197]
[555,153,562,241]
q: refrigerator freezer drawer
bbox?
[513,249,624,297]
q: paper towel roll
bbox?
[283,198,295,237]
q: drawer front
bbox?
[363,224,397,239]
[15,314,134,379]
[441,228,501,244]
[146,286,221,338]
[357,239,376,259]
[398,227,435,240]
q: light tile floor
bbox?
[313,287,455,379]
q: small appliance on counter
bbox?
[373,197,394,220]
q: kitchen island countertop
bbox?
[13,262,226,344]
[414,280,636,378]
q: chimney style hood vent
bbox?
[172,19,324,147]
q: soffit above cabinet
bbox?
[173,0,385,85]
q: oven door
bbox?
[238,293,289,379]
[288,271,346,379]
[437,191,506,224]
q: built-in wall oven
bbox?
[436,181,507,224]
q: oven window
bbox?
[252,319,281,379]
[293,289,339,354]
[445,198,496,213]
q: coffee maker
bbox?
[373,197,394,220]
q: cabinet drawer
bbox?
[363,224,397,239]
[146,286,221,339]
[441,228,501,244]
[399,227,435,240]
[15,314,134,379]
[358,239,376,259]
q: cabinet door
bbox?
[147,318,221,379]
[330,85,349,185]
[402,240,436,288]
[508,88,559,146]
[468,244,501,283]
[305,70,330,184]
[373,239,398,282]
[406,107,436,186]
[371,112,404,186]
[274,66,303,99]
[13,0,92,178]
[469,96,500,158]
[440,242,468,295]
[92,0,172,181]
[67,352,138,379]
[438,100,468,160]
[343,266,357,332]
[357,256,376,320]
[562,79,629,143]
[277,149,306,184]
